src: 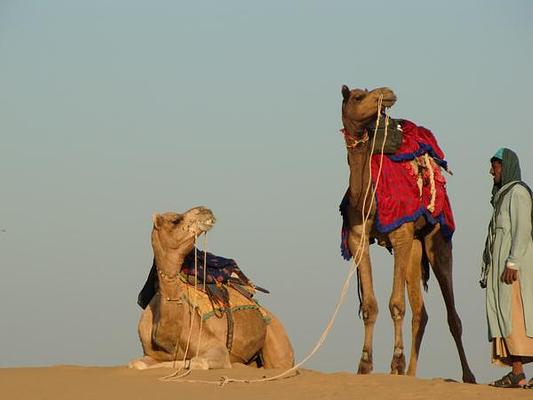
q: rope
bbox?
[195,233,208,358]
[424,153,436,213]
[160,234,201,381]
[160,96,390,386]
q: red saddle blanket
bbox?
[340,119,455,260]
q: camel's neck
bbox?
[151,233,193,301]
[154,251,184,276]
[150,248,188,353]
[347,146,374,213]
[154,251,185,300]
[342,115,374,137]
[343,119,365,137]
[343,118,375,214]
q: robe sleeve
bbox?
[506,186,533,270]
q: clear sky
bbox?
[1,0,532,384]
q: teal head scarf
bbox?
[490,147,522,199]
[492,147,504,162]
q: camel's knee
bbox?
[361,300,378,324]
[389,302,405,321]
[412,307,428,328]
[447,311,463,337]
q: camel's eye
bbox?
[355,94,365,101]
[171,216,182,225]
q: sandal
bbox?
[489,371,526,388]
[526,378,533,389]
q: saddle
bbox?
[137,248,268,310]
[137,248,270,352]
[180,277,265,351]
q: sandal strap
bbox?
[492,372,525,387]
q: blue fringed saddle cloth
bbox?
[137,248,268,309]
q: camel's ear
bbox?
[342,85,350,101]
[152,213,163,230]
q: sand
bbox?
[1,365,530,400]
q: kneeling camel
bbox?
[130,206,294,370]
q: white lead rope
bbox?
[163,97,390,385]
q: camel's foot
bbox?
[390,353,406,375]
[406,364,417,376]
[129,356,192,370]
[357,351,373,375]
[462,370,477,384]
[128,357,176,370]
[128,356,157,370]
[129,360,148,370]
[128,357,211,371]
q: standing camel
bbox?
[339,85,476,383]
[130,206,294,370]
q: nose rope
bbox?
[194,233,208,359]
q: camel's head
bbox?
[151,206,216,256]
[341,85,397,130]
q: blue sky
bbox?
[1,0,532,383]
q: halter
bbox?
[341,128,369,149]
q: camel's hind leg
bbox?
[424,225,476,383]
[405,238,428,376]
[261,311,295,369]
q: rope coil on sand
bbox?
[160,96,389,386]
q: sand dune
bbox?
[1,365,531,400]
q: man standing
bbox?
[482,148,533,388]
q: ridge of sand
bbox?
[0,365,530,400]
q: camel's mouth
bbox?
[202,217,216,229]
[194,216,216,233]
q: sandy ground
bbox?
[1,365,531,400]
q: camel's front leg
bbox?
[183,323,232,369]
[128,356,215,370]
[388,223,415,375]
[405,238,428,376]
[348,212,378,374]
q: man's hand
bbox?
[500,267,518,284]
